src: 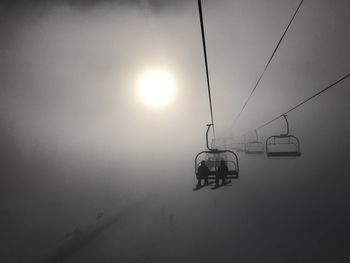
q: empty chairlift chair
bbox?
[266,115,301,158]
[231,136,246,153]
[195,124,239,181]
[244,130,264,154]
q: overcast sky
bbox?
[0,0,349,262]
[1,0,349,146]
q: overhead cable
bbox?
[245,72,350,135]
[198,0,216,136]
[232,0,304,128]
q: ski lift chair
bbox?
[244,130,264,154]
[266,115,301,158]
[195,150,239,180]
[195,124,239,180]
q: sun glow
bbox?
[138,69,175,108]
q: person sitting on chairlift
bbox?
[197,160,210,186]
[217,160,228,185]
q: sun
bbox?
[138,69,175,108]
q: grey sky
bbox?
[2,0,349,137]
[0,0,349,262]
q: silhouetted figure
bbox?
[216,160,228,185]
[197,160,210,186]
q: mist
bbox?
[1,0,349,262]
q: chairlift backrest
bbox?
[266,134,301,157]
[265,115,301,158]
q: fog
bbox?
[0,0,349,262]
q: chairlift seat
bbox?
[266,134,301,158]
[206,170,238,179]
[267,151,301,157]
[195,150,239,180]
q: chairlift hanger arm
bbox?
[281,114,290,136]
[206,124,217,151]
[244,129,260,143]
[254,129,259,141]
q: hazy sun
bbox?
[138,69,175,108]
